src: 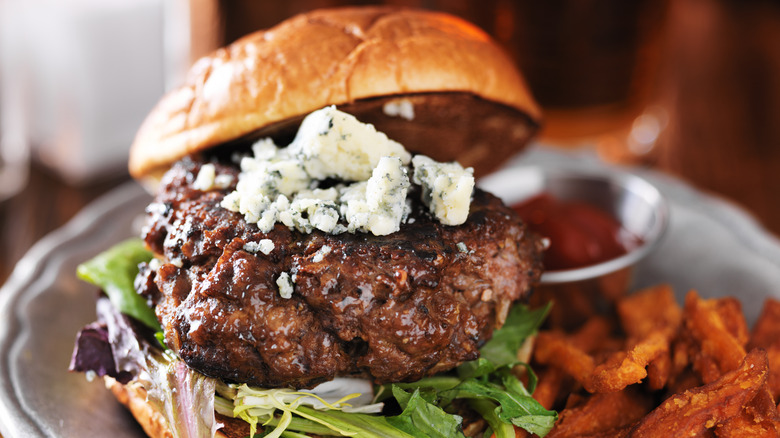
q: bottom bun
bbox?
[104,377,250,438]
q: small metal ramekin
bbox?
[479,165,669,290]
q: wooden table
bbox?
[0,163,129,284]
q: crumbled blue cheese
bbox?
[193,163,234,191]
[412,155,475,226]
[148,258,162,270]
[457,242,475,254]
[236,155,310,198]
[193,163,217,191]
[337,157,410,235]
[312,245,332,263]
[279,198,341,234]
[221,107,473,236]
[214,174,234,189]
[382,98,415,121]
[276,272,294,299]
[244,239,274,255]
[287,105,411,181]
[364,156,411,235]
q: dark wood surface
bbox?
[0,163,129,284]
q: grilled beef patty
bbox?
[137,158,544,388]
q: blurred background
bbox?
[1,0,780,281]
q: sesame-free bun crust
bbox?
[130,6,541,182]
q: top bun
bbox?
[129,6,541,183]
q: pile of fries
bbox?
[524,283,780,437]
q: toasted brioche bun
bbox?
[129,6,541,185]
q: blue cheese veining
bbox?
[412,155,475,226]
[220,106,474,236]
[287,105,411,181]
[276,272,294,299]
[244,239,275,255]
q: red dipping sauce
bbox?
[513,193,643,271]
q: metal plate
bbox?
[2,146,780,437]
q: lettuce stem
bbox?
[468,399,515,438]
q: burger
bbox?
[70,6,553,438]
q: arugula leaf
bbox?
[442,377,556,437]
[379,376,460,401]
[479,303,551,367]
[386,387,465,438]
[468,398,515,438]
[77,238,160,330]
[498,365,537,397]
[295,406,419,438]
[457,357,497,380]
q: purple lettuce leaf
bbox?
[68,321,132,384]
[71,296,220,438]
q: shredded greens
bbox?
[226,385,384,438]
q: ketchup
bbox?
[513,193,643,271]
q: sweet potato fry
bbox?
[749,299,780,402]
[691,353,722,385]
[629,349,768,437]
[713,297,749,347]
[670,329,695,377]
[546,388,653,438]
[766,348,780,403]
[664,367,703,398]
[569,316,615,354]
[533,367,571,411]
[537,288,679,394]
[714,384,780,437]
[617,284,681,340]
[583,426,633,438]
[749,299,780,351]
[534,332,595,386]
[587,331,669,393]
[646,349,671,391]
[531,287,780,438]
[683,291,746,380]
[604,285,680,392]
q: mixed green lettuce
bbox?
[73,238,557,437]
[76,238,160,330]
